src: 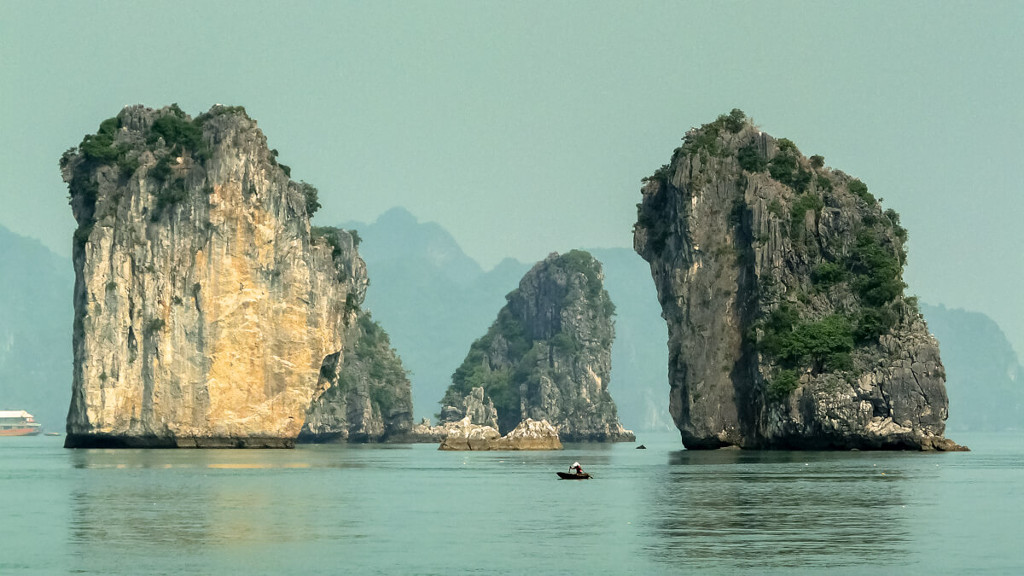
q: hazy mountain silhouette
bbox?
[922,303,1024,431]
[339,208,531,423]
[0,225,73,430]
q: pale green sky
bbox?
[2,1,1022,354]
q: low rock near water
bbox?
[438,417,562,451]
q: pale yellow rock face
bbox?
[63,105,360,447]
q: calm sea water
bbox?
[1,431,1021,575]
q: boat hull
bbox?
[0,427,42,437]
[556,472,591,480]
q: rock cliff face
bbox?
[439,251,634,442]
[60,104,409,447]
[634,110,963,450]
[299,309,414,442]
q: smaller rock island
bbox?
[437,250,634,442]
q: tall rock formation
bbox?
[634,110,962,450]
[60,104,410,447]
[439,251,634,442]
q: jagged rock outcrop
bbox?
[437,417,562,451]
[438,251,634,442]
[438,386,499,429]
[634,109,964,451]
[299,310,414,442]
[60,104,411,447]
[409,418,447,442]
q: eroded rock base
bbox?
[64,434,296,449]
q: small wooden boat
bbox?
[556,471,591,480]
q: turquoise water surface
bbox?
[1,432,1021,575]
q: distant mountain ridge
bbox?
[339,208,532,422]
[921,303,1024,431]
[0,224,73,430]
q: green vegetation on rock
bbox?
[848,180,874,203]
[648,111,921,405]
[759,304,854,373]
[769,139,812,193]
[790,193,824,232]
[66,104,334,233]
[681,108,747,158]
[737,142,767,172]
[311,226,342,259]
[299,182,321,216]
[147,105,205,156]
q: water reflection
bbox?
[644,449,925,570]
[66,448,364,574]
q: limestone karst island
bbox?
[59,104,961,452]
[61,105,415,448]
[429,250,635,449]
[634,109,964,451]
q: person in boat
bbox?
[569,462,584,475]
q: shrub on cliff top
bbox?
[682,111,749,158]
[146,105,211,162]
[557,250,615,317]
[718,108,747,133]
[682,127,724,157]
[79,117,120,163]
[311,226,342,259]
[848,180,874,204]
[884,208,908,243]
[559,250,601,289]
[194,105,247,124]
[78,117,141,178]
[148,109,203,152]
[299,182,320,216]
